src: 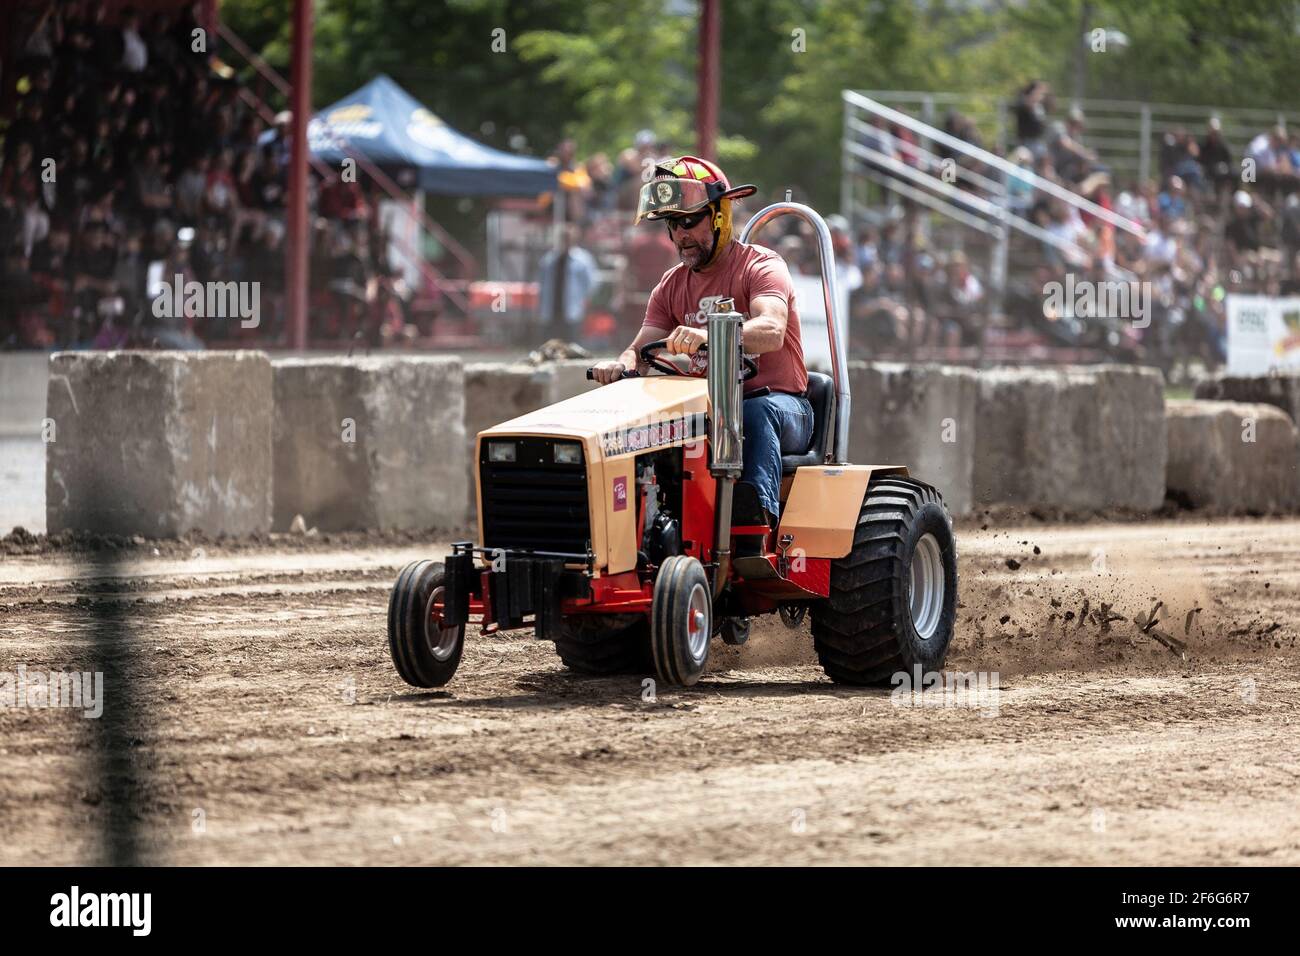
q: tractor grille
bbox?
[479,437,591,555]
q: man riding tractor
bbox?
[385,157,958,691]
[590,156,811,532]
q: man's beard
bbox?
[676,232,715,270]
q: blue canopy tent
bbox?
[306,74,557,196]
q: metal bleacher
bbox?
[852,90,1300,190]
[841,91,1149,361]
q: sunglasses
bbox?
[664,208,712,232]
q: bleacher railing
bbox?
[841,91,1146,328]
[855,89,1300,188]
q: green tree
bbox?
[514,0,696,159]
[219,0,1300,219]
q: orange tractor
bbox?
[387,203,957,687]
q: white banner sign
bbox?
[1226,294,1300,375]
[791,273,849,374]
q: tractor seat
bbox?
[780,371,834,474]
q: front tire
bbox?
[651,555,712,686]
[387,560,465,688]
[811,477,957,685]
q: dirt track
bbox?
[2,518,1299,866]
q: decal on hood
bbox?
[600,412,707,458]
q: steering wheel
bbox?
[639,340,759,381]
[639,340,688,377]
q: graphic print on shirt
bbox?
[681,295,757,376]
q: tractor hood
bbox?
[479,375,709,464]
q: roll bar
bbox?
[740,202,851,464]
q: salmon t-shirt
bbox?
[641,241,808,395]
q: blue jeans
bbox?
[742,392,814,518]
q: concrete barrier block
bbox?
[272,356,466,531]
[847,362,978,515]
[0,351,49,436]
[973,365,1166,512]
[1091,364,1169,508]
[547,358,600,404]
[0,352,50,533]
[1194,373,1300,427]
[464,363,557,516]
[1166,400,1299,513]
[46,351,273,536]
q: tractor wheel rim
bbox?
[424,585,460,662]
[909,533,945,641]
[685,582,710,662]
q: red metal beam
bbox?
[0,2,16,119]
[286,0,313,351]
[695,0,720,162]
[201,0,220,34]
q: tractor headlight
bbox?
[552,443,582,465]
[487,440,517,463]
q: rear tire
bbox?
[651,555,712,686]
[720,616,750,645]
[387,560,465,688]
[553,614,652,675]
[811,477,957,686]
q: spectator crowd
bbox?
[545,86,1300,373]
[4,7,1297,374]
[1,1,411,350]
[535,129,682,346]
[844,79,1300,369]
